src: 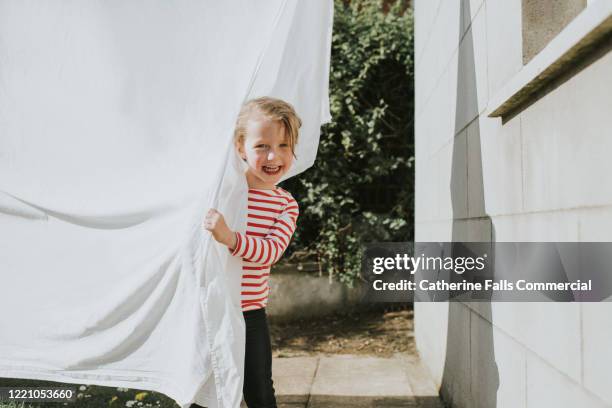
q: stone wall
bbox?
[266,264,371,322]
[414,0,612,406]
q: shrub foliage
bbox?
[282,0,414,285]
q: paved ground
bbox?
[244,354,445,408]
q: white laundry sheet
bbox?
[0,1,332,407]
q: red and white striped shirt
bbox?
[230,186,299,312]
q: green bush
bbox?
[282,0,414,285]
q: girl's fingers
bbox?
[203,217,216,229]
[203,208,221,230]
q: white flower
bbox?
[79,385,87,391]
[126,401,136,408]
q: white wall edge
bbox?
[487,0,612,118]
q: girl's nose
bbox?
[267,151,276,160]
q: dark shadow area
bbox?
[440,1,499,407]
[270,308,415,358]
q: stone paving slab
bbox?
[310,355,414,397]
[273,357,318,405]
[268,355,445,408]
[400,355,441,398]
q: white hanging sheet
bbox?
[0,2,333,407]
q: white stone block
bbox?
[582,303,612,404]
[456,217,493,241]
[471,313,527,408]
[455,8,488,132]
[415,166,428,223]
[416,1,461,118]
[491,325,527,408]
[520,51,612,212]
[492,211,579,242]
[578,206,612,241]
[438,302,472,407]
[471,5,488,115]
[490,303,581,382]
[478,115,523,216]
[469,0,485,22]
[415,151,438,223]
[415,220,453,242]
[527,354,608,408]
[486,0,523,98]
[415,111,427,157]
[466,119,486,218]
[463,301,490,324]
[415,302,449,387]
[460,0,486,36]
[423,52,458,156]
[437,131,467,221]
[470,310,498,408]
[415,0,443,64]
[415,218,492,242]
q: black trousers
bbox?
[191,308,276,408]
[242,307,277,408]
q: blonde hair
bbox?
[234,97,302,156]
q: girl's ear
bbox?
[234,140,247,161]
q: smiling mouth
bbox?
[262,165,282,175]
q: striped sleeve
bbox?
[230,197,299,265]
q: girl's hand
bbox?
[203,208,237,250]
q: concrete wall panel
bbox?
[414,1,612,406]
[521,51,612,212]
[490,326,527,408]
[526,354,608,408]
[479,116,523,216]
[491,303,582,382]
[486,0,523,98]
[582,303,612,404]
[414,302,450,387]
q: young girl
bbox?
[203,97,301,408]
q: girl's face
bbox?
[236,118,294,189]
